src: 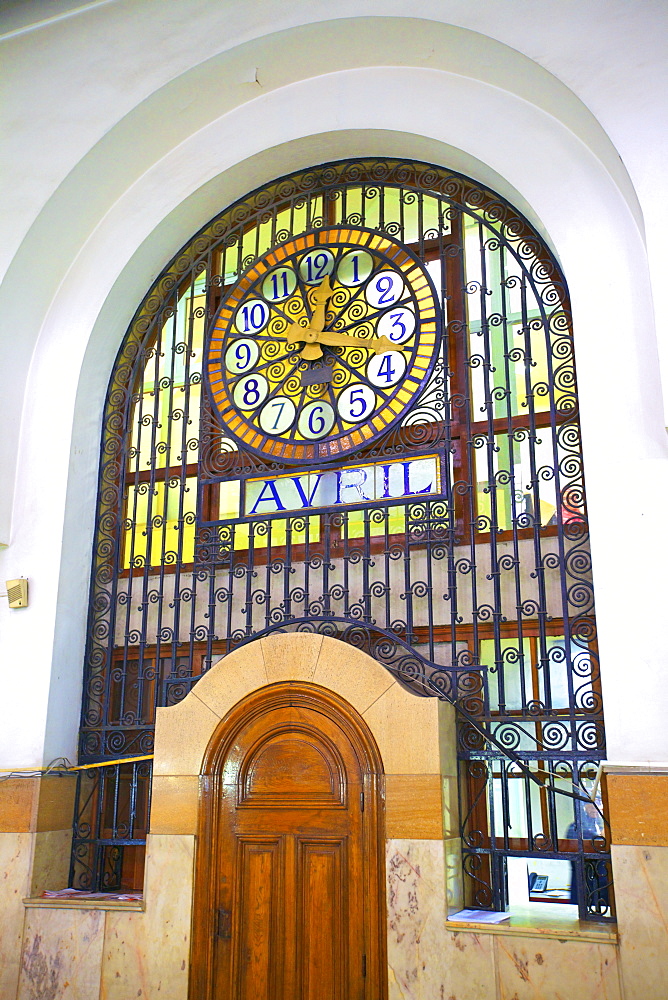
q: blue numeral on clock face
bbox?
[376,354,396,383]
[271,272,288,299]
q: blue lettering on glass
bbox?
[334,468,373,505]
[376,275,396,305]
[271,271,288,300]
[269,400,285,429]
[243,378,261,407]
[243,457,440,517]
[249,479,286,515]
[376,354,396,383]
[241,302,266,331]
[348,388,368,419]
[380,465,393,499]
[292,474,323,508]
[236,343,251,369]
[308,405,326,435]
[403,460,434,496]
[306,252,330,282]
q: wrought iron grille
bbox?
[73,158,612,920]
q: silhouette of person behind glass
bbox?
[566,798,607,909]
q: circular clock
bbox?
[206,226,440,463]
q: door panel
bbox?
[235,840,281,1000]
[298,839,345,1000]
[193,683,386,1000]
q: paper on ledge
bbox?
[447,908,510,924]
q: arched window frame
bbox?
[71,159,613,921]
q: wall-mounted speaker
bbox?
[6,579,28,608]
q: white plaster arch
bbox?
[1,15,666,772]
[0,16,646,535]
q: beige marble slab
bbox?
[0,831,32,1000]
[153,693,221,776]
[18,906,105,1000]
[613,843,668,1000]
[313,637,395,715]
[30,827,72,895]
[364,683,440,775]
[262,630,322,682]
[494,933,621,1000]
[441,928,498,1000]
[101,834,194,1000]
[386,838,502,999]
[386,839,449,999]
[195,640,268,718]
[411,848,501,1000]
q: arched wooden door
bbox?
[191,682,387,1000]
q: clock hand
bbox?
[309,274,332,334]
[285,273,405,359]
[311,329,403,354]
[285,324,403,355]
[283,274,333,360]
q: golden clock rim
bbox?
[205,225,440,464]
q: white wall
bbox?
[0,1,666,767]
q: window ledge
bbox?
[447,904,617,943]
[24,896,144,912]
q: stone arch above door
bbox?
[144,632,460,999]
[151,633,452,842]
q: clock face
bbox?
[206,226,440,463]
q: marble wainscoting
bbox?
[15,834,194,1000]
[18,908,105,1000]
[100,834,194,1000]
[386,839,623,1000]
[612,844,668,1000]
[386,838,497,1000]
[0,832,33,1000]
[493,934,621,1000]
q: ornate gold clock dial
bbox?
[206,226,440,464]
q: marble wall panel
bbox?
[494,934,621,1000]
[386,839,500,999]
[607,774,668,846]
[17,907,105,1000]
[101,834,194,1000]
[0,777,37,832]
[613,843,668,1000]
[0,832,32,1000]
[364,684,440,775]
[386,839,447,1000]
[29,828,72,896]
[441,929,498,1000]
[443,835,464,915]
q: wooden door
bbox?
[191,683,386,1000]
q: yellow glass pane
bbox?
[129,280,205,471]
[345,506,405,539]
[123,476,197,568]
[248,516,320,550]
[219,481,241,520]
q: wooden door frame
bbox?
[189,680,388,999]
